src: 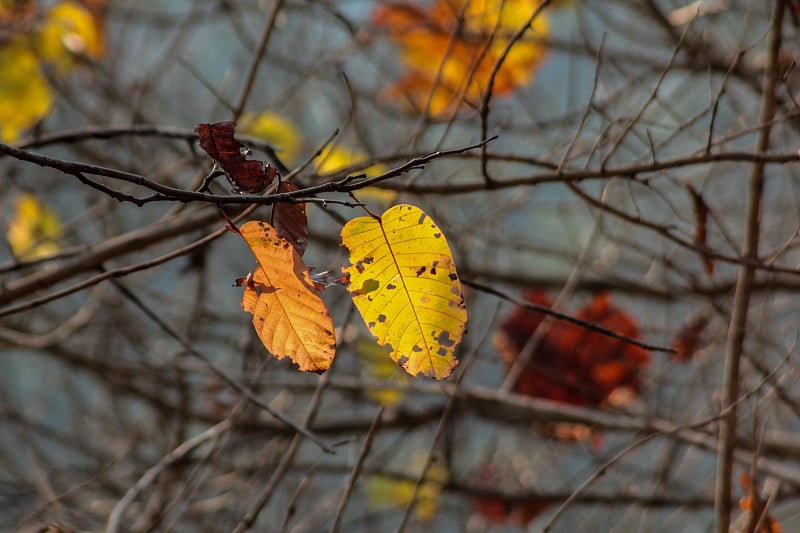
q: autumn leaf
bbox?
[495,291,650,410]
[341,204,468,380]
[374,0,549,116]
[0,42,53,142]
[670,313,710,362]
[271,181,308,257]
[239,220,335,373]
[735,474,782,533]
[240,110,303,164]
[6,192,63,260]
[365,454,448,522]
[685,182,714,275]
[195,121,277,194]
[36,1,104,73]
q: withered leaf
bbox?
[271,181,308,257]
[195,121,277,194]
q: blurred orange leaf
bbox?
[239,221,335,373]
[737,474,782,533]
[341,204,468,379]
[374,0,549,116]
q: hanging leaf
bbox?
[271,181,308,257]
[195,121,277,194]
[341,204,467,380]
[239,220,335,373]
[685,182,714,276]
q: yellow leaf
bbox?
[316,145,387,177]
[365,454,448,522]
[341,204,467,380]
[239,111,303,164]
[7,192,62,260]
[0,42,52,142]
[37,1,103,73]
[239,221,336,373]
[357,337,410,406]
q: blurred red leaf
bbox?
[670,314,710,362]
[195,121,277,194]
[685,182,714,275]
[495,291,651,410]
[271,181,308,257]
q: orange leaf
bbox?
[239,221,335,373]
[374,0,549,116]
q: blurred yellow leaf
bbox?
[374,0,549,116]
[7,192,62,260]
[316,145,397,207]
[37,1,104,73]
[0,42,52,142]
[240,111,303,164]
[357,337,410,406]
[341,204,467,380]
[239,221,336,373]
[366,454,448,522]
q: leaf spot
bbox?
[387,283,397,290]
[448,273,458,281]
[415,266,427,276]
[412,345,423,353]
[417,212,427,225]
[435,330,455,347]
[377,314,387,323]
[361,279,380,293]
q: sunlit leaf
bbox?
[239,220,336,373]
[240,110,303,164]
[37,1,104,73]
[356,337,410,406]
[0,42,52,142]
[365,454,448,522]
[7,192,62,260]
[341,204,467,380]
